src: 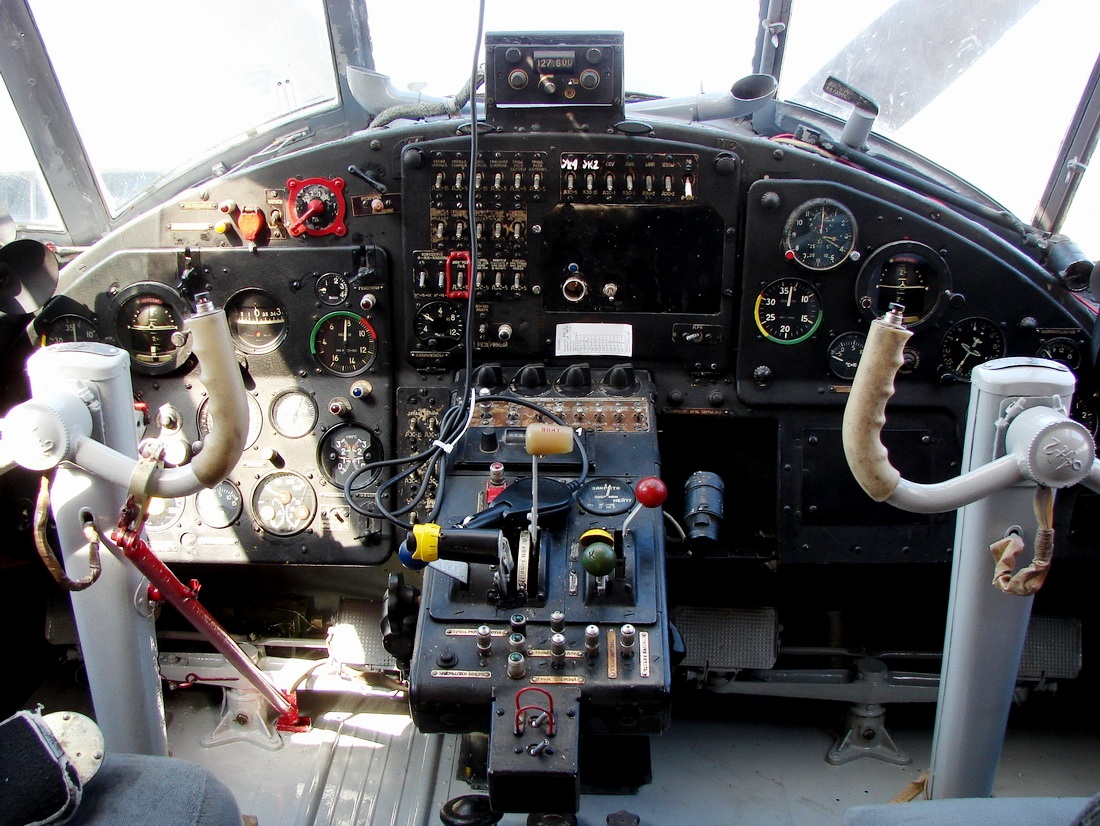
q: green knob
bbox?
[581,542,617,577]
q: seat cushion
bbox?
[70,753,241,826]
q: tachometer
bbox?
[251,472,317,536]
[856,242,949,328]
[940,317,1005,380]
[753,278,823,344]
[782,198,857,271]
[310,312,377,375]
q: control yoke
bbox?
[842,305,1100,511]
[1,294,249,498]
[842,303,1100,801]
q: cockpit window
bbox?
[26,1,339,217]
[780,0,1100,226]
[366,2,760,99]
[0,77,62,230]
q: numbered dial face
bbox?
[783,198,857,271]
[754,278,823,344]
[251,472,317,536]
[270,389,318,438]
[315,272,349,306]
[286,177,347,237]
[197,393,262,449]
[144,496,185,532]
[1073,396,1098,437]
[225,288,287,354]
[317,423,383,490]
[114,284,191,374]
[42,315,101,346]
[826,332,867,380]
[310,312,377,375]
[1036,337,1082,370]
[414,301,465,348]
[941,317,1005,380]
[857,242,949,328]
[195,481,243,529]
[577,478,636,515]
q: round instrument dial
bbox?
[940,317,1005,380]
[42,315,101,346]
[317,423,383,490]
[113,284,192,374]
[251,472,317,536]
[1073,396,1098,437]
[753,278,823,344]
[195,481,243,529]
[310,312,377,375]
[782,198,857,271]
[315,272,349,306]
[225,288,287,354]
[270,389,318,438]
[1036,337,1082,370]
[197,393,262,450]
[414,301,465,349]
[577,478,636,515]
[286,177,347,237]
[856,242,950,328]
[144,496,185,532]
[826,332,867,380]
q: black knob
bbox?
[515,363,548,391]
[759,190,781,210]
[753,365,773,386]
[472,363,504,390]
[667,389,685,406]
[440,794,503,826]
[557,363,592,394]
[401,147,424,169]
[479,428,499,453]
[602,362,636,393]
[714,153,739,176]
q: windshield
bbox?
[3,0,1099,255]
[26,0,339,217]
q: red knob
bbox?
[635,476,667,508]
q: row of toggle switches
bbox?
[472,613,639,678]
[563,171,695,198]
[433,219,526,242]
[432,170,546,191]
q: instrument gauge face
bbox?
[144,496,185,532]
[414,301,465,348]
[270,389,318,438]
[940,317,1005,380]
[224,288,287,354]
[197,393,262,449]
[310,311,377,375]
[577,478,636,515]
[856,242,950,328]
[113,283,192,375]
[782,198,857,271]
[42,315,101,346]
[315,272,349,306]
[286,177,347,237]
[753,278,823,344]
[1036,337,1082,370]
[195,481,243,529]
[317,423,383,490]
[1073,396,1098,437]
[251,471,317,536]
[826,332,867,380]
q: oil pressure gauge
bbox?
[286,177,347,237]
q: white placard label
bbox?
[555,323,633,357]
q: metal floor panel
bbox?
[151,689,1100,826]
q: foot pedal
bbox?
[1018,615,1082,680]
[672,606,778,670]
[329,598,396,670]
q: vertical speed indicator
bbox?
[754,278,823,344]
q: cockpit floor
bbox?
[144,686,1100,826]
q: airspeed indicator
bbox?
[754,278,823,344]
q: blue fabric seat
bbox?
[69,753,242,826]
[844,794,1100,826]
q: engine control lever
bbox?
[460,477,574,530]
